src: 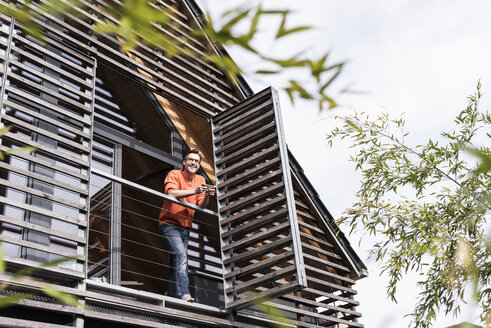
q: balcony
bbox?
[88,167,224,307]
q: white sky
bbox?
[198,1,491,327]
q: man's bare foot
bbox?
[181,294,195,302]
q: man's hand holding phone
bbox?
[204,184,216,196]
[195,184,215,196]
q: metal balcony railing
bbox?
[88,168,223,307]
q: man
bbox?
[159,149,215,302]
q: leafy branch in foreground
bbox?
[2,0,345,110]
[0,0,85,40]
[0,242,83,308]
[0,126,36,161]
[327,82,490,328]
[195,5,344,110]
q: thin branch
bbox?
[337,116,491,212]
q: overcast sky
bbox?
[198,1,490,326]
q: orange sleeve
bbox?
[164,170,180,195]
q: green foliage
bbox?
[275,10,313,39]
[0,242,83,308]
[326,83,490,327]
[2,0,344,110]
[0,0,85,40]
[193,4,344,110]
[466,147,491,174]
[0,126,36,161]
[0,291,31,308]
[93,0,181,53]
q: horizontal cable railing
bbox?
[88,168,223,305]
[91,167,218,218]
[89,169,220,239]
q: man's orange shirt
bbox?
[159,169,205,229]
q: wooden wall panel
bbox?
[14,0,243,117]
[0,14,95,275]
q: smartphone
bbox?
[205,184,216,190]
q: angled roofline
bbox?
[181,0,255,99]
[288,149,368,279]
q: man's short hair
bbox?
[184,149,202,163]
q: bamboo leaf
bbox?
[259,9,290,15]
[41,285,80,307]
[330,82,490,326]
[263,54,309,68]
[0,4,43,40]
[275,12,287,38]
[0,126,13,138]
[5,146,36,155]
[206,55,242,81]
[277,25,313,39]
[275,11,312,39]
[284,88,294,103]
[465,146,491,173]
[93,22,118,34]
[220,8,250,32]
[309,54,328,82]
[286,80,313,100]
[13,256,75,278]
[0,293,31,308]
[320,93,338,110]
[244,6,261,41]
[255,70,280,75]
[319,64,344,93]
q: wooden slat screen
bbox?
[0,14,95,275]
[233,174,364,327]
[212,87,307,310]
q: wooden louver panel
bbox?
[212,87,307,310]
[0,15,95,275]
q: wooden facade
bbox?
[0,0,367,327]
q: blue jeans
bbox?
[159,223,191,299]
